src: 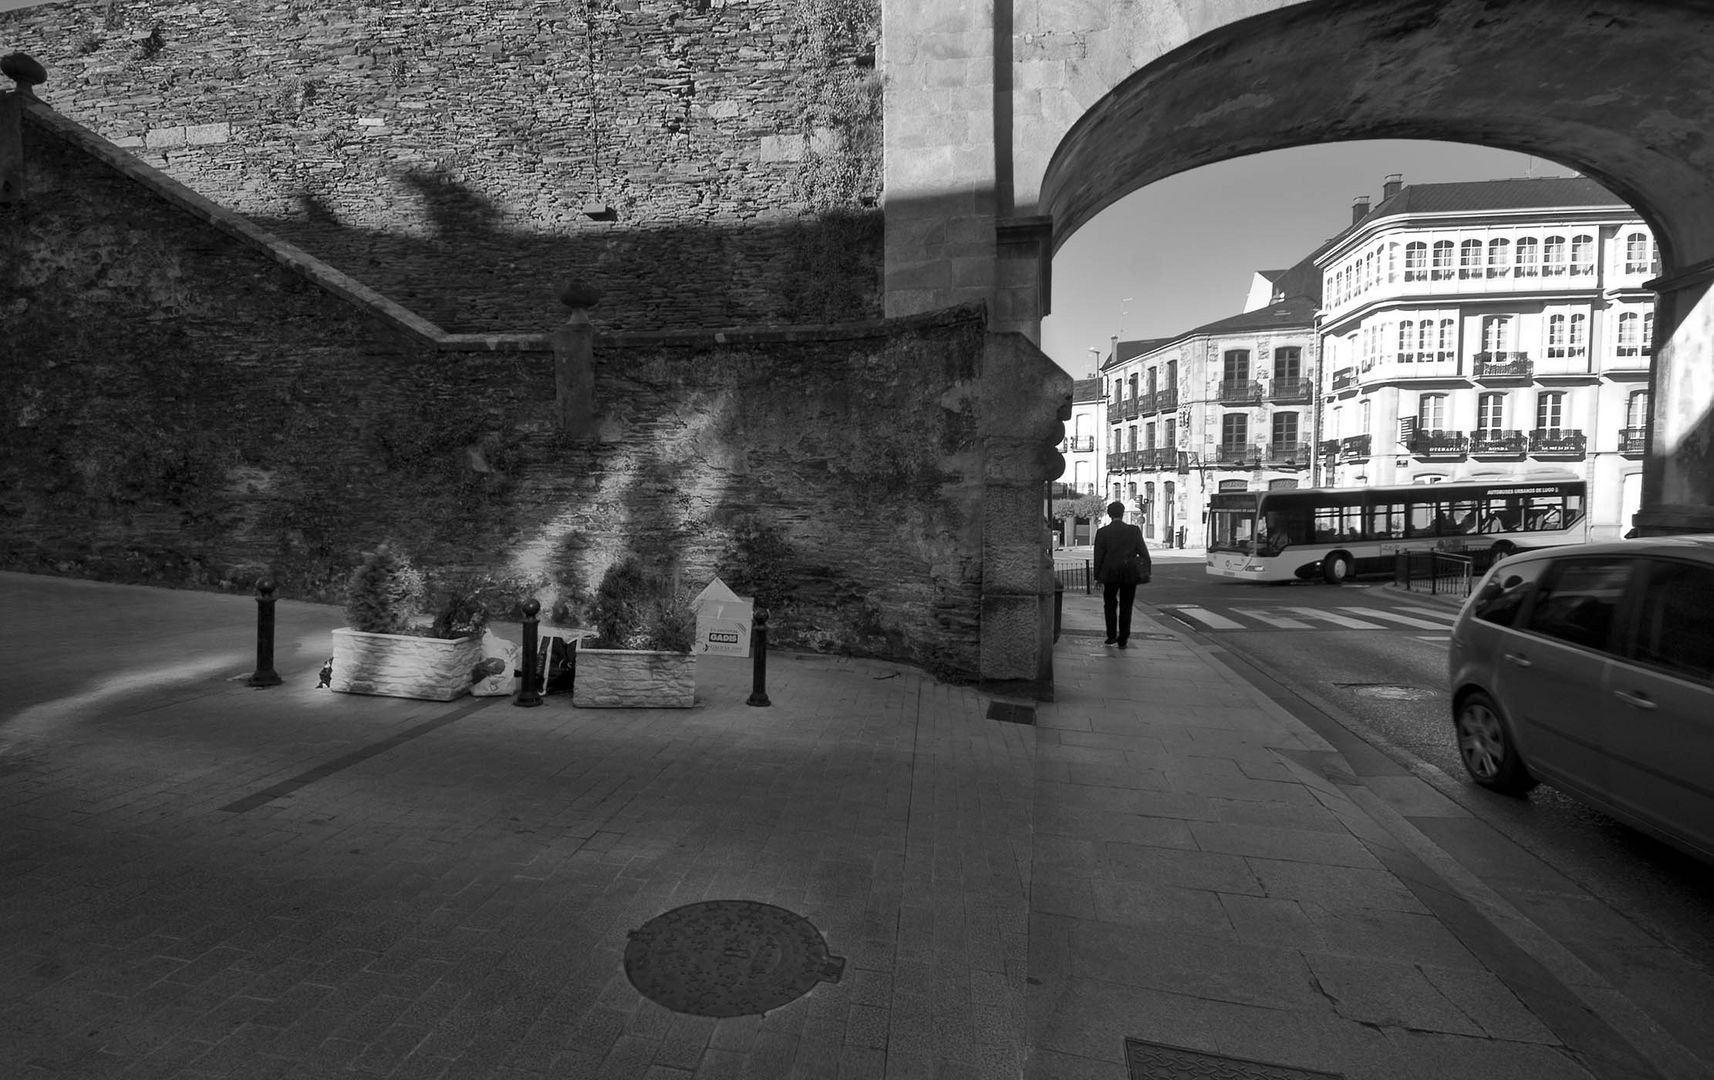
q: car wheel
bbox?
[1321,552,1352,585]
[1454,691,1538,796]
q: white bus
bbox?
[1206,481,1589,584]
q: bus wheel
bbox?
[1321,552,1352,584]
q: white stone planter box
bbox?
[328,627,485,701]
[572,648,696,708]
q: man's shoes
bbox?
[1103,638,1117,646]
[1117,640,1128,649]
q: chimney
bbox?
[1352,195,1370,224]
[1382,172,1403,200]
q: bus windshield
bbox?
[1207,495,1260,554]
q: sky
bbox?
[1041,140,1582,380]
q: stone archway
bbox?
[883,0,1714,534]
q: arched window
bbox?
[1543,235,1567,275]
[1627,390,1650,429]
[1431,240,1455,279]
[1218,479,1248,492]
[1405,242,1428,281]
[1417,320,1434,358]
[1617,311,1642,356]
[1515,237,1540,276]
[1569,313,1587,357]
[1546,314,1568,358]
[1624,232,1652,275]
[1481,316,1513,355]
[1397,320,1414,361]
[1460,239,1484,278]
[1438,318,1456,360]
[1487,238,1510,277]
[1477,392,1506,434]
[1570,234,1594,274]
[1643,309,1655,354]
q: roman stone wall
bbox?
[0,0,882,332]
[2,102,993,680]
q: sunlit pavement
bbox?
[0,571,1705,1080]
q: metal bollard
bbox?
[1085,559,1092,595]
[247,579,283,687]
[746,608,771,707]
[515,598,542,707]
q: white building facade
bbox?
[1315,177,1656,541]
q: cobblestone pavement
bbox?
[0,571,1708,1080]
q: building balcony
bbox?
[1155,388,1178,412]
[1105,453,1122,472]
[1122,395,1142,420]
[1218,380,1264,405]
[1265,442,1313,467]
[1619,427,1648,455]
[1473,352,1533,379]
[1331,368,1359,391]
[1407,429,1470,457]
[1339,434,1372,460]
[1470,429,1529,456]
[1065,435,1096,453]
[1106,401,1123,424]
[1530,428,1586,456]
[1215,443,1262,468]
[1268,378,1314,403]
[1136,391,1158,416]
[1318,439,1341,458]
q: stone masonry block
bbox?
[980,592,1045,682]
[144,126,187,149]
[185,122,231,145]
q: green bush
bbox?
[588,557,695,652]
[343,544,426,635]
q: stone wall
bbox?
[0,0,883,332]
[1,100,1005,681]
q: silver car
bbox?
[1447,536,1714,862]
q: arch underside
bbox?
[1039,0,1714,272]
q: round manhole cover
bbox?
[623,900,844,1017]
[1335,683,1439,701]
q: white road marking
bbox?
[1339,607,1451,629]
[1232,608,1315,629]
[1393,605,1463,621]
[1282,607,1384,629]
[1173,606,1247,630]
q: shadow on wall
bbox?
[264,169,883,333]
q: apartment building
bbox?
[1050,374,1106,546]
[1315,175,1656,540]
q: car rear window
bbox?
[1522,557,1631,651]
[1468,559,1547,627]
[1632,559,1714,683]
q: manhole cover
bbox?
[1333,683,1439,701]
[624,900,844,1017]
[1126,1037,1344,1079]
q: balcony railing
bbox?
[1470,429,1528,455]
[1339,434,1371,460]
[1265,442,1313,467]
[1529,428,1586,455]
[1106,401,1124,424]
[1105,453,1122,472]
[1155,388,1178,412]
[1331,368,1358,390]
[1122,395,1142,420]
[1318,439,1341,458]
[1138,447,1176,469]
[1268,378,1313,403]
[1407,429,1470,456]
[1619,427,1648,455]
[1215,443,1262,468]
[1218,380,1264,405]
[1473,352,1533,379]
[1065,435,1096,453]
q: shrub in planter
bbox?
[573,557,698,708]
[327,545,489,701]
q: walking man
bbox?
[1092,500,1151,648]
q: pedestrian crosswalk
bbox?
[1160,603,1459,638]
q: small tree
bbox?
[343,544,425,635]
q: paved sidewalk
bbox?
[0,571,1707,1079]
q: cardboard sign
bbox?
[691,577,753,657]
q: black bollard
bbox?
[247,579,283,688]
[515,598,542,707]
[1084,558,1092,595]
[746,607,771,707]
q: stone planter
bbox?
[571,647,696,708]
[328,628,485,701]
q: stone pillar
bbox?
[1634,265,1714,534]
[881,4,1000,319]
[1,53,48,205]
[994,215,1052,342]
[550,282,599,438]
[980,331,1073,699]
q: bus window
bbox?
[1208,505,1258,553]
[1479,497,1523,533]
[1260,507,1313,553]
[1405,502,1437,538]
[1437,499,1479,535]
[1367,504,1403,540]
[1313,506,1360,542]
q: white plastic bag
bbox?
[470,631,522,697]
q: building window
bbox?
[1487,237,1510,277]
[1627,390,1650,428]
[1459,239,1483,277]
[1127,425,1138,451]
[1274,346,1301,380]
[1163,418,1176,449]
[1431,240,1455,280]
[1165,359,1177,390]
[1218,479,1248,492]
[1546,312,1587,358]
[1624,232,1655,275]
[1271,413,1299,449]
[1569,312,1587,357]
[1481,316,1513,354]
[1547,314,1568,357]
[1221,414,1248,448]
[1543,235,1567,275]
[1222,349,1251,382]
[1417,319,1434,360]
[1397,320,1414,362]
[1477,392,1506,434]
[1438,318,1456,360]
[1617,311,1642,355]
[1515,236,1540,276]
[1536,391,1565,431]
[1405,241,1427,281]
[1419,393,1447,431]
[1643,310,1654,354]
[1571,234,1594,274]
[1386,242,1398,282]
[1144,422,1156,450]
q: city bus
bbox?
[1206,480,1589,584]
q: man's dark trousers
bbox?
[1103,580,1138,644]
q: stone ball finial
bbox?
[558,281,602,310]
[2,52,47,87]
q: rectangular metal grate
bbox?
[1125,1038,1344,1080]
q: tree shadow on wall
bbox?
[253,169,883,334]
